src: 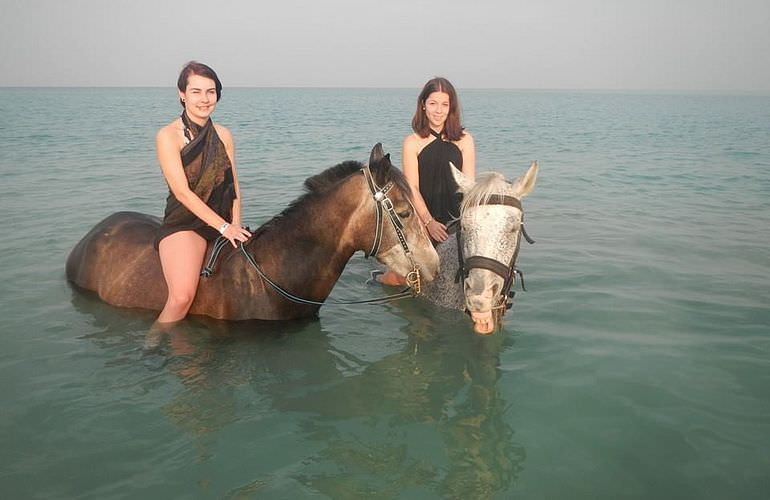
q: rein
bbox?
[239,243,414,306]
[205,165,422,308]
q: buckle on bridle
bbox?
[405,265,422,296]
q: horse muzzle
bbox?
[469,310,496,335]
[464,275,503,335]
[416,245,440,282]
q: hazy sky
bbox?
[2,0,769,91]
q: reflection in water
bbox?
[144,316,334,469]
[283,306,526,499]
[149,321,237,440]
[74,288,525,499]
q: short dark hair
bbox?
[177,61,222,108]
[411,77,465,141]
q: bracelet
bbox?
[218,222,230,235]
[422,217,433,227]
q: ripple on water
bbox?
[2,88,770,499]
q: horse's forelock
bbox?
[459,172,510,215]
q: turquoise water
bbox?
[1,88,769,499]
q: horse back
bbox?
[66,211,167,309]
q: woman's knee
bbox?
[166,289,196,309]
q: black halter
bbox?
[455,194,535,313]
[361,165,422,294]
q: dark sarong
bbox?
[154,112,237,249]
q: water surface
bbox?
[1,88,769,499]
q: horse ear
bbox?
[369,143,384,165]
[450,162,474,193]
[513,161,539,199]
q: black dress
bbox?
[417,129,463,224]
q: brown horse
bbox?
[66,144,439,320]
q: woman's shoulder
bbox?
[403,132,421,145]
[402,132,419,153]
[213,123,232,138]
[455,129,474,149]
[403,132,431,153]
[156,118,184,144]
[214,123,234,147]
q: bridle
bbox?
[361,164,422,294]
[222,164,423,307]
[455,194,535,315]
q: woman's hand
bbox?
[222,223,251,247]
[425,219,448,242]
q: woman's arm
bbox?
[458,131,476,181]
[402,135,448,242]
[156,126,250,246]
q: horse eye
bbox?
[397,208,412,218]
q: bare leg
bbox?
[156,231,208,323]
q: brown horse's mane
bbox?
[250,157,412,240]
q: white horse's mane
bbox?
[459,172,511,216]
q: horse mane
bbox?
[302,156,411,197]
[251,156,412,239]
[459,172,511,216]
[303,160,363,193]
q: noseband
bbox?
[361,165,422,295]
[456,194,535,313]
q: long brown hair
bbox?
[411,77,465,141]
[177,61,222,108]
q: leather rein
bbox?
[455,194,535,314]
[203,165,422,307]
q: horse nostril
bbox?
[491,282,500,297]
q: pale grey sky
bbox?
[2,0,769,91]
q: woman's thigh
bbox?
[158,231,208,294]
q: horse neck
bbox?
[246,175,371,300]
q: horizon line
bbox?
[1,85,769,95]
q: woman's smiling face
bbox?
[424,91,450,131]
[179,74,218,122]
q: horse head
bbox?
[451,161,538,335]
[366,144,439,284]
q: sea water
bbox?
[0,88,769,499]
